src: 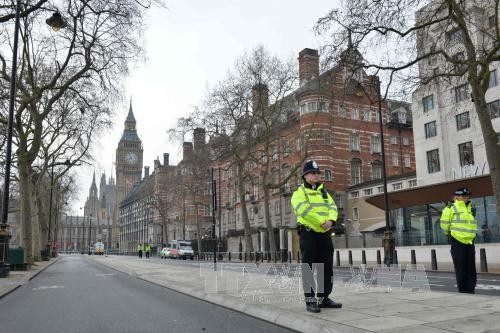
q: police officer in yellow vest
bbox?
[440,187,477,293]
[145,243,151,259]
[291,160,341,313]
[137,243,143,259]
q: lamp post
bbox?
[88,214,92,255]
[377,77,394,266]
[211,168,217,270]
[0,5,66,276]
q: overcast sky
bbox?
[73,0,339,213]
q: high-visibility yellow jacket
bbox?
[440,200,477,244]
[145,244,151,252]
[137,244,143,251]
[291,183,338,233]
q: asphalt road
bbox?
[0,256,296,333]
[147,256,500,296]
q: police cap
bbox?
[454,187,471,196]
[303,160,321,176]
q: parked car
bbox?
[159,247,170,259]
[167,240,194,260]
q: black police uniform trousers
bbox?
[299,226,334,304]
[450,237,476,293]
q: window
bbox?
[402,137,410,146]
[335,194,342,208]
[408,179,417,188]
[427,149,441,173]
[425,121,437,138]
[272,145,279,161]
[283,140,290,156]
[392,152,399,166]
[376,111,382,123]
[455,84,468,103]
[377,186,384,193]
[488,15,496,28]
[324,132,332,145]
[363,110,371,121]
[398,111,406,124]
[364,188,373,196]
[456,112,470,130]
[284,199,291,213]
[338,105,346,117]
[351,191,359,198]
[423,95,434,112]
[350,133,360,151]
[489,70,497,88]
[274,201,280,215]
[392,183,403,191]
[404,153,411,167]
[452,52,466,73]
[371,135,381,153]
[458,141,475,166]
[446,28,463,43]
[324,169,332,181]
[352,207,359,220]
[350,159,362,185]
[390,136,398,144]
[371,161,382,180]
[351,107,359,120]
[488,100,500,119]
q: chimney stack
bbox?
[182,142,193,161]
[144,166,150,179]
[298,48,319,85]
[163,153,169,166]
[251,83,269,113]
[193,128,206,152]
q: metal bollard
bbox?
[480,248,488,272]
[289,251,292,264]
[348,250,353,266]
[336,250,340,266]
[228,252,231,261]
[239,251,242,261]
[362,250,366,265]
[297,251,301,263]
[394,250,398,265]
[244,252,247,262]
[377,250,381,265]
[431,249,438,271]
[411,249,417,265]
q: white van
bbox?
[167,240,194,260]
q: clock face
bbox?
[125,151,138,164]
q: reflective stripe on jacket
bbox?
[291,183,338,233]
[440,200,477,245]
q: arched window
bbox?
[371,160,382,180]
[350,158,362,185]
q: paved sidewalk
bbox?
[88,255,500,333]
[0,257,60,299]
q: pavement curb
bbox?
[0,256,61,300]
[89,258,371,333]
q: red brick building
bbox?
[217,48,415,256]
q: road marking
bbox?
[33,285,65,290]
[96,273,115,276]
[476,284,500,291]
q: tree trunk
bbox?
[35,190,49,254]
[262,175,277,261]
[237,164,254,256]
[472,93,500,228]
[18,159,34,264]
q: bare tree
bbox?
[0,0,161,263]
[315,0,500,220]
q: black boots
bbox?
[306,302,321,313]
[319,298,342,308]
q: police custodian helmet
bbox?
[454,187,471,196]
[303,160,321,176]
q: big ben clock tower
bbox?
[112,101,143,248]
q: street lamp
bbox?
[0,3,67,277]
[376,77,394,266]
